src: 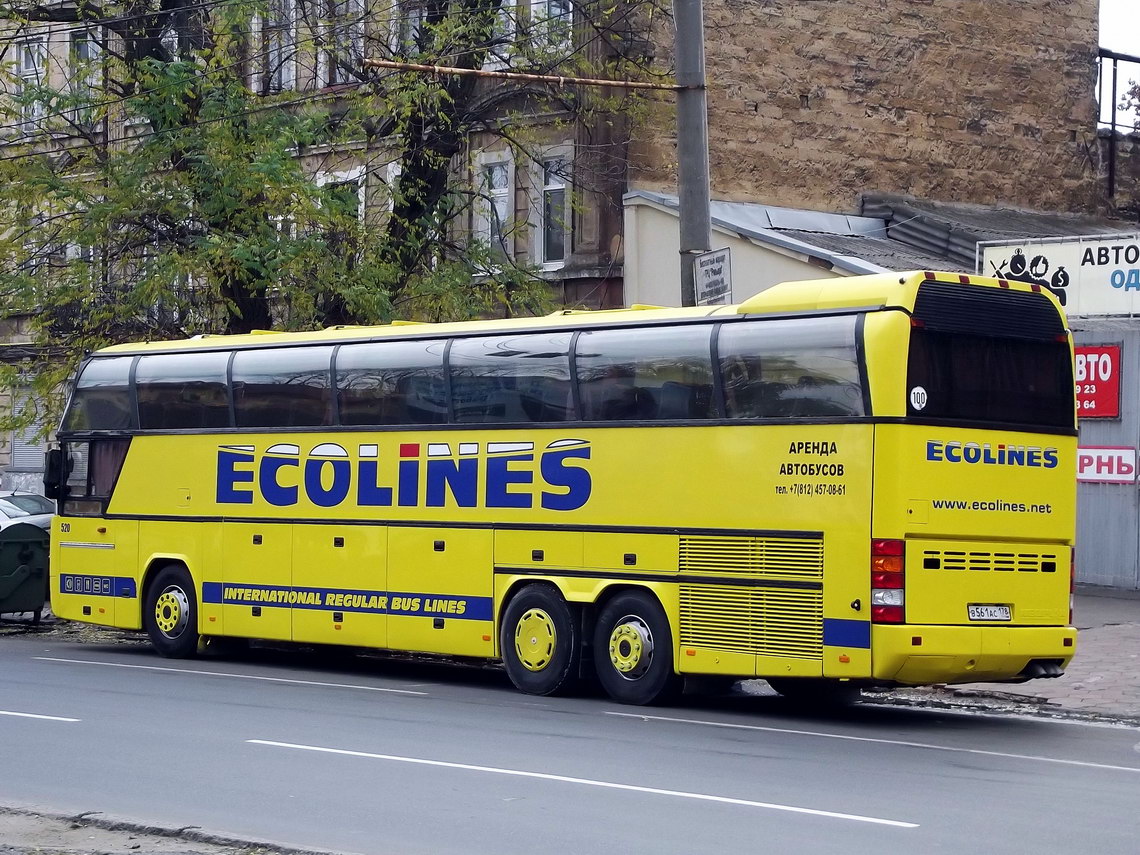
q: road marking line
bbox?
[0,710,80,722]
[247,738,918,828]
[605,712,1140,774]
[34,657,427,696]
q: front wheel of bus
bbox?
[593,591,679,706]
[144,565,200,659]
[500,584,580,696]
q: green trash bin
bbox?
[0,523,50,623]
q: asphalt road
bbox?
[1,634,1138,855]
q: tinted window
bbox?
[136,351,230,429]
[450,333,573,423]
[336,339,447,425]
[907,330,1073,428]
[576,325,715,421]
[62,357,136,430]
[232,347,334,428]
[719,317,864,418]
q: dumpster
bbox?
[0,523,49,623]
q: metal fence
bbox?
[1098,48,1140,200]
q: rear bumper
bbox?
[872,624,1077,685]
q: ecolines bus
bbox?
[46,270,1077,704]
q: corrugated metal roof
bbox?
[861,193,1132,269]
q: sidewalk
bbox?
[942,589,1140,721]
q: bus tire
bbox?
[500,584,580,696]
[593,591,679,706]
[144,564,200,659]
[767,678,860,706]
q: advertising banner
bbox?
[978,234,1140,316]
[1077,447,1137,483]
[1075,345,1122,419]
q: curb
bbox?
[0,805,349,855]
[865,686,1140,727]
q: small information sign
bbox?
[695,248,732,306]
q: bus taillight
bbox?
[871,539,905,624]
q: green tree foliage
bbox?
[0,0,666,432]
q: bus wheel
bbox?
[593,591,679,706]
[766,678,860,706]
[500,584,579,696]
[144,565,200,659]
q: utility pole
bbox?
[674,0,711,306]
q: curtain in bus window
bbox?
[136,351,230,429]
[232,346,334,428]
[336,339,447,425]
[718,316,864,419]
[576,325,715,421]
[449,333,573,423]
[907,330,1072,428]
[65,438,129,499]
[62,356,136,431]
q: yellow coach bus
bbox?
[46,270,1078,705]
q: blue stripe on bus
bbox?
[822,618,871,649]
[58,574,137,599]
[200,581,492,621]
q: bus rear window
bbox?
[907,329,1073,428]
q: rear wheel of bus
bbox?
[500,584,581,696]
[593,591,680,705]
[144,564,200,658]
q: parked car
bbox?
[0,491,54,531]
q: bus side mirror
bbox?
[44,447,63,500]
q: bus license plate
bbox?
[968,604,1011,621]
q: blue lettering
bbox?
[1027,448,1042,467]
[426,458,478,508]
[1007,447,1025,465]
[945,443,962,463]
[356,460,393,506]
[1043,448,1059,469]
[486,454,534,509]
[217,450,254,504]
[540,447,592,511]
[926,441,943,461]
[398,460,420,507]
[963,443,982,464]
[260,456,298,506]
[304,459,351,507]
[982,445,997,464]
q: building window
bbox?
[484,2,515,69]
[16,39,46,134]
[252,0,296,94]
[531,0,571,50]
[391,0,427,56]
[321,0,366,87]
[69,29,102,124]
[476,157,513,262]
[538,156,569,267]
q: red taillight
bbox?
[871,539,905,624]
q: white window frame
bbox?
[68,28,102,124]
[530,0,572,51]
[316,166,366,218]
[17,38,47,133]
[483,2,515,70]
[474,149,514,264]
[250,0,297,95]
[318,0,366,87]
[531,148,571,270]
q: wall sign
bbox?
[978,234,1140,316]
[1075,345,1121,419]
[1077,446,1137,483]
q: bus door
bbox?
[292,524,388,647]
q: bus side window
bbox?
[576,325,715,421]
[448,333,573,424]
[62,356,137,431]
[336,340,447,426]
[136,351,230,430]
[718,317,864,419]
[232,346,335,428]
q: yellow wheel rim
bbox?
[514,608,557,672]
[608,617,653,679]
[154,586,190,637]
